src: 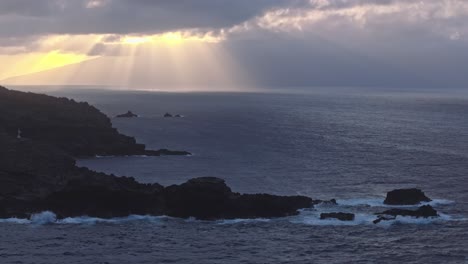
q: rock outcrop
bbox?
[320,212,355,221]
[373,205,438,224]
[384,188,432,205]
[162,177,312,220]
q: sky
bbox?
[1,0,468,90]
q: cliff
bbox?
[0,86,188,156]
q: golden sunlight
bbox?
[0,51,93,80]
[119,32,222,46]
[1,31,250,91]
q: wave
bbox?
[0,211,167,225]
[0,217,30,224]
[290,211,457,227]
[0,197,460,226]
[216,218,271,225]
[95,155,151,158]
[335,198,455,208]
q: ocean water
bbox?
[2,88,468,263]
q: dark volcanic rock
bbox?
[35,177,313,219]
[373,205,438,224]
[314,199,337,206]
[384,188,432,205]
[116,111,138,118]
[42,175,165,218]
[0,133,309,219]
[163,177,313,220]
[0,86,312,220]
[146,149,191,156]
[320,212,355,221]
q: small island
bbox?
[116,111,138,118]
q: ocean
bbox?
[1,88,468,263]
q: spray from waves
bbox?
[30,211,57,225]
[289,210,456,227]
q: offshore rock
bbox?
[320,212,355,221]
[116,111,138,118]
[373,205,438,224]
[384,188,432,205]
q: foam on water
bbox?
[59,214,166,225]
[216,218,271,225]
[336,198,454,208]
[290,211,456,227]
[0,218,30,224]
[30,211,57,225]
[95,155,150,158]
[0,195,459,227]
[0,212,167,225]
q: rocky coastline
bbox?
[0,86,313,220]
[0,86,443,223]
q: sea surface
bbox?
[2,87,468,263]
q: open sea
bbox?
[1,87,468,263]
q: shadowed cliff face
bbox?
[0,86,146,156]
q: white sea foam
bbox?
[30,211,57,225]
[0,206,461,226]
[216,218,271,225]
[291,213,374,226]
[0,217,30,224]
[290,210,458,227]
[59,214,165,224]
[336,198,454,208]
[0,212,167,225]
[95,155,151,158]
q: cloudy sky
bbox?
[1,0,467,89]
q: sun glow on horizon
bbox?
[0,51,94,81]
[0,31,251,91]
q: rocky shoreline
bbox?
[0,86,313,220]
[0,86,442,223]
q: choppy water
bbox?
[2,88,468,263]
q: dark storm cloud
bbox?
[0,0,60,16]
[0,0,306,38]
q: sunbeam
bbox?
[2,32,252,91]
